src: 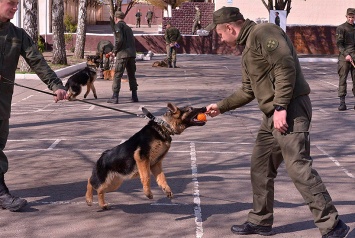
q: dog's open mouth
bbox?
[190,107,207,126]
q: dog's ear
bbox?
[167,103,178,113]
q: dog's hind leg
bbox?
[97,173,123,209]
[85,177,94,206]
[135,152,153,199]
[151,161,173,199]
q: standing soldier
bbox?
[192,6,201,35]
[165,22,182,68]
[274,12,280,27]
[107,11,139,104]
[204,6,349,238]
[336,8,355,111]
[146,9,153,28]
[135,9,142,28]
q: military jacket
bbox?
[146,11,153,19]
[217,19,311,116]
[194,10,201,22]
[165,27,182,44]
[0,21,65,119]
[336,21,355,61]
[113,21,136,59]
[96,40,114,55]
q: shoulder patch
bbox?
[265,38,279,52]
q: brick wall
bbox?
[162,2,215,35]
[42,25,339,56]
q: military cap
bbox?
[346,8,355,15]
[205,7,244,31]
[115,11,125,19]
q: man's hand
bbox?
[54,89,68,102]
[206,104,220,117]
[273,109,288,133]
[345,54,353,62]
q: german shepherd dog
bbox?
[85,103,206,209]
[152,58,169,68]
[65,66,98,100]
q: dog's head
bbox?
[86,55,101,68]
[162,103,206,135]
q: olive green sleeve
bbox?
[20,31,65,92]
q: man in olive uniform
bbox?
[96,40,114,70]
[275,12,280,27]
[192,6,201,35]
[336,8,355,111]
[135,9,142,28]
[107,11,138,104]
[205,7,349,238]
[165,22,182,68]
[0,0,67,211]
[146,9,153,28]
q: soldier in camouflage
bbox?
[0,0,67,212]
[165,22,182,68]
[205,7,349,238]
[336,8,355,111]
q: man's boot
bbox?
[338,96,346,111]
[131,90,139,102]
[0,173,27,212]
[168,60,172,68]
[107,92,119,104]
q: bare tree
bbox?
[261,0,292,16]
[74,0,88,59]
[107,0,138,32]
[52,0,67,65]
[19,0,38,72]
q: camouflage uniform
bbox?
[146,10,153,28]
[96,40,113,70]
[165,25,182,68]
[192,8,201,34]
[216,18,341,236]
[336,9,355,110]
[0,20,65,174]
[107,15,138,103]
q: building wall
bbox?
[215,0,353,26]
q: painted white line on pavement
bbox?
[87,105,95,110]
[190,142,203,238]
[48,139,61,150]
[316,145,355,179]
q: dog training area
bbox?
[2,55,354,238]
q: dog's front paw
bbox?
[163,187,173,199]
[86,198,93,206]
[101,204,109,210]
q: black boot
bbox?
[0,174,27,212]
[338,96,346,111]
[168,60,172,68]
[107,92,119,104]
[172,61,178,68]
[131,90,139,102]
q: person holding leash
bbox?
[204,7,349,238]
[0,0,67,211]
[107,11,138,104]
[336,8,355,111]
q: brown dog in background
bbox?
[103,69,115,80]
[85,103,207,209]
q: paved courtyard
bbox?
[3,55,355,238]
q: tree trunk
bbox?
[52,0,67,65]
[74,0,88,59]
[19,0,38,72]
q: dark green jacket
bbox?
[0,21,65,119]
[165,27,182,44]
[336,21,355,61]
[96,40,114,55]
[113,21,136,59]
[217,19,310,116]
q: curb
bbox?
[15,62,87,80]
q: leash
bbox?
[0,75,148,119]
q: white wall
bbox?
[215,0,353,26]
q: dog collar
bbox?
[141,107,175,135]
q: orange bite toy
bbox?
[197,113,207,122]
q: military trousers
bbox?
[247,95,339,236]
[166,45,177,63]
[337,60,355,97]
[112,57,138,93]
[0,119,9,174]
